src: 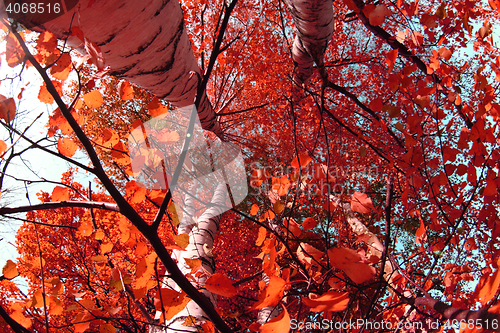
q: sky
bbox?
[0,33,87,276]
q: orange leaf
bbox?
[202,321,215,333]
[118,81,134,100]
[184,258,202,270]
[47,108,72,135]
[2,259,19,279]
[52,186,70,201]
[73,312,92,333]
[58,137,78,157]
[350,191,375,214]
[0,140,7,157]
[38,81,62,104]
[302,217,317,230]
[205,273,237,297]
[259,307,290,333]
[290,153,312,169]
[250,204,259,216]
[256,227,267,246]
[126,180,147,204]
[0,95,16,122]
[302,291,349,312]
[174,234,190,249]
[148,97,169,117]
[259,209,276,222]
[328,247,375,284]
[135,252,156,289]
[476,258,500,305]
[50,53,72,81]
[109,141,130,166]
[251,276,286,309]
[10,303,31,329]
[83,90,103,108]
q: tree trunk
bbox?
[284,0,334,85]
[19,0,221,136]
[151,181,229,332]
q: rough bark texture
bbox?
[151,182,229,332]
[284,0,334,85]
[21,0,221,135]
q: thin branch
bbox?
[0,201,120,215]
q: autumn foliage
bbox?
[1,0,500,332]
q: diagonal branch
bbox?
[351,0,473,129]
[8,22,233,333]
[0,303,32,333]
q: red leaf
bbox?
[291,153,312,169]
[154,289,190,321]
[350,191,375,214]
[52,186,70,201]
[302,217,317,230]
[111,141,130,165]
[283,218,301,238]
[438,47,452,61]
[58,137,78,157]
[5,34,24,67]
[363,4,391,26]
[0,95,16,122]
[385,49,398,72]
[476,258,500,305]
[148,97,169,117]
[328,247,376,284]
[118,81,134,100]
[302,291,349,312]
[84,39,106,72]
[205,273,237,297]
[252,276,286,309]
[259,307,290,333]
[415,221,427,244]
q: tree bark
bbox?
[284,0,334,85]
[20,0,221,135]
[151,181,230,332]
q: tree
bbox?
[1,0,500,332]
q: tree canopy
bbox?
[1,0,500,332]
